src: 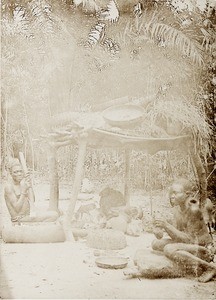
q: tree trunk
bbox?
[22,100,35,172]
[1,97,7,174]
[124,148,131,206]
[189,148,207,209]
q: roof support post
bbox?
[48,145,59,212]
[64,135,88,241]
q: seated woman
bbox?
[4,161,58,225]
[152,178,216,283]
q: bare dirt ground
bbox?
[1,183,216,300]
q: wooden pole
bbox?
[124,148,131,206]
[19,152,28,174]
[48,145,59,212]
[149,155,153,217]
[64,136,88,241]
[19,151,36,216]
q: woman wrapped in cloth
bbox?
[4,160,58,225]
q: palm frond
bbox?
[139,19,204,66]
[73,0,84,5]
[73,0,99,12]
[85,0,100,11]
[28,0,55,35]
[13,7,30,35]
[85,22,106,49]
[116,20,133,45]
[2,6,31,37]
[200,27,215,52]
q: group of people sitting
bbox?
[3,160,216,283]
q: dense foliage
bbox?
[1,0,215,198]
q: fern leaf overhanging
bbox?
[98,0,119,23]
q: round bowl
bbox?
[95,256,128,269]
[103,104,145,128]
